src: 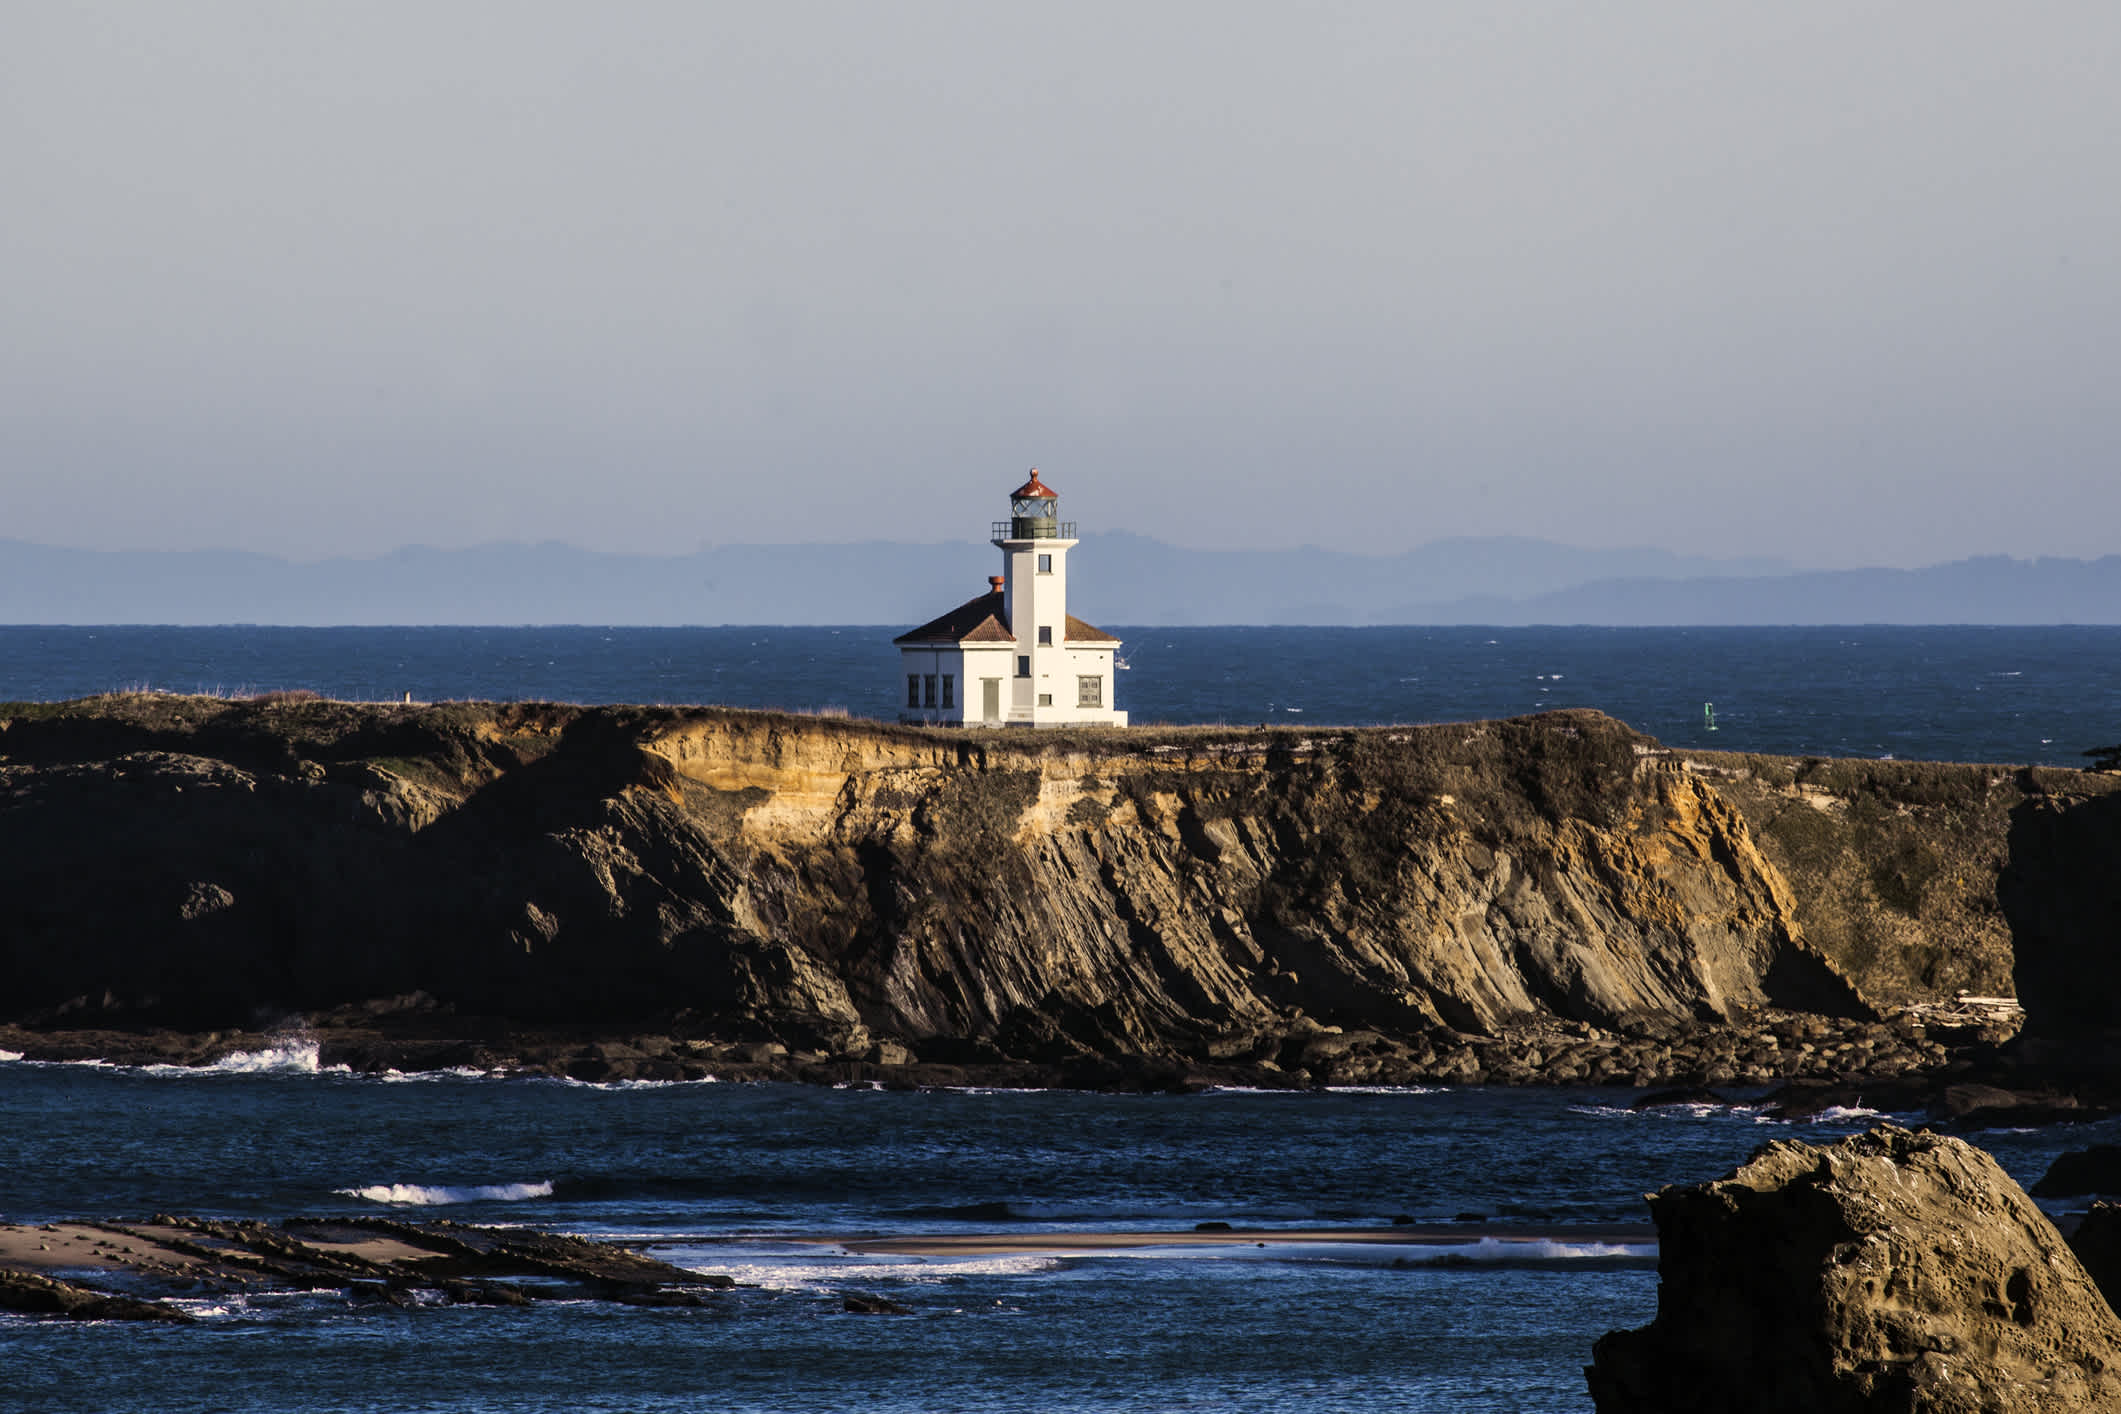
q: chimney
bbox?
[989,575,1005,595]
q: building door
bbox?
[982,678,1002,723]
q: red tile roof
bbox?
[1010,468,1059,499]
[893,591,1015,645]
[893,591,1121,648]
[1064,615,1120,645]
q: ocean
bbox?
[5,623,2121,765]
[4,1051,2116,1414]
[4,623,2119,1409]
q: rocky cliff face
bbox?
[1586,1125,2121,1413]
[0,696,1873,1065]
[1662,750,2120,1008]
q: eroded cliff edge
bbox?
[0,695,2110,1084]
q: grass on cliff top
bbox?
[1677,745,2117,804]
[11,692,2112,787]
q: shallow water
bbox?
[4,1060,2114,1412]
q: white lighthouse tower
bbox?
[894,469,1127,727]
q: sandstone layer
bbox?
[1587,1125,2121,1413]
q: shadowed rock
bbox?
[1586,1125,2121,1413]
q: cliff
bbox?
[0,696,1870,1056]
[1,694,2111,1081]
[1661,748,2119,1008]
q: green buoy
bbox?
[1704,702,1718,732]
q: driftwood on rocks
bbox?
[1586,1125,2121,1413]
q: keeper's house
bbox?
[894,469,1127,727]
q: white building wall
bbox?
[1002,536,1073,687]
[895,647,968,724]
[964,646,1014,725]
[993,533,1126,726]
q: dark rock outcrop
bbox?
[2066,1202,2121,1314]
[1587,1125,2121,1413]
[0,1215,730,1317]
[2033,1145,2121,1199]
[2000,788,2121,1073]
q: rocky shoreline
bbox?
[5,998,2086,1134]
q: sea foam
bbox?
[666,1246,1062,1292]
[339,1180,555,1206]
[136,1041,347,1077]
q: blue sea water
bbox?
[5,1051,2117,1414]
[4,624,2120,1409]
[5,623,2121,764]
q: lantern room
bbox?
[996,468,1073,541]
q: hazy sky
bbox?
[5,2,2117,567]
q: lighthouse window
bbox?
[1017,656,1030,678]
[941,675,955,709]
[1037,626,1052,645]
[907,675,921,709]
[923,675,938,708]
[1037,554,1052,574]
[1038,693,1053,707]
[1077,675,1103,708]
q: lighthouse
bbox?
[894,469,1127,727]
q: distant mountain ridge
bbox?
[1,534,2115,626]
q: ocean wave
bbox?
[666,1246,1062,1292]
[1794,1104,1884,1124]
[180,1041,341,1076]
[12,1042,350,1078]
[1568,1102,1766,1121]
[376,1066,500,1083]
[1386,1237,1652,1266]
[339,1180,555,1206]
[1090,1237,1655,1267]
[544,1074,721,1091]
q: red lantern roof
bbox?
[1010,468,1059,499]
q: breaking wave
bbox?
[339,1180,555,1206]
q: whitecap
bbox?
[544,1074,720,1091]
[0,1050,22,1063]
[339,1180,555,1206]
[138,1041,340,1077]
[1801,1104,1883,1124]
[377,1066,498,1083]
[206,1041,332,1074]
[670,1246,1061,1292]
[1569,1101,1766,1121]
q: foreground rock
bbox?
[1586,1125,2121,1412]
[0,1216,732,1318]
